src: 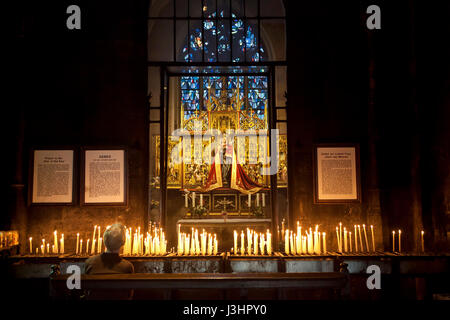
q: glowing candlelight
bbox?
[61,234,64,254]
[98,237,103,253]
[253,232,258,255]
[266,230,272,255]
[354,225,358,252]
[421,231,424,253]
[41,244,44,255]
[339,222,342,252]
[92,225,97,254]
[247,229,252,255]
[336,227,341,253]
[363,224,369,252]
[92,239,97,254]
[86,239,90,254]
[80,239,83,254]
[344,228,348,253]
[259,233,265,255]
[46,243,50,254]
[29,237,32,254]
[54,230,58,254]
[392,231,395,252]
[322,233,326,253]
[240,230,245,255]
[284,230,289,254]
[370,225,375,252]
[358,225,363,252]
[233,230,238,255]
[349,232,352,252]
[213,234,218,255]
[76,233,79,255]
[97,226,101,252]
[398,230,401,253]
[289,231,294,255]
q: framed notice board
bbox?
[313,144,361,204]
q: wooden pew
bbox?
[50,272,348,300]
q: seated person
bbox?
[84,223,134,299]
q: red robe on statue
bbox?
[201,144,262,194]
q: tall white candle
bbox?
[363,224,369,252]
[254,232,259,255]
[344,228,348,253]
[54,231,58,254]
[322,233,326,253]
[80,239,83,254]
[354,225,358,252]
[241,230,245,255]
[392,231,395,252]
[234,230,238,255]
[285,230,289,254]
[86,239,90,254]
[370,225,375,252]
[61,234,64,254]
[339,223,342,252]
[266,230,272,255]
[336,227,341,253]
[349,232,352,252]
[76,233,79,255]
[398,230,401,253]
[29,237,32,254]
[358,225,363,252]
[92,225,97,254]
[421,231,424,253]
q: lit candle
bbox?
[46,243,50,254]
[339,222,342,252]
[398,230,401,253]
[53,231,58,254]
[336,227,341,253]
[302,236,306,253]
[266,230,272,255]
[92,225,97,254]
[421,231,424,253]
[185,234,190,255]
[240,230,245,255]
[344,228,348,253]
[76,233,79,255]
[322,233,326,253]
[80,239,83,254]
[213,234,218,255]
[358,225,363,252]
[247,229,252,255]
[370,225,375,252]
[233,230,238,255]
[363,224,369,252]
[284,230,289,254]
[52,244,55,254]
[354,225,358,252]
[349,232,352,252]
[289,231,294,255]
[36,248,38,255]
[92,239,96,254]
[61,234,64,254]
[253,232,258,255]
[86,239,90,254]
[192,192,196,207]
[392,231,395,252]
[42,239,45,254]
[262,193,265,207]
[41,244,44,255]
[98,237,102,254]
[259,233,265,255]
[208,234,213,255]
[97,226,101,253]
[29,237,32,254]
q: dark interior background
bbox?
[4,0,449,252]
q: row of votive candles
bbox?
[29,230,64,255]
[391,230,426,253]
[123,227,167,256]
[232,228,273,255]
[336,223,376,253]
[177,227,218,255]
[284,224,326,255]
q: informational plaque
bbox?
[83,149,126,204]
[32,150,74,203]
[314,145,361,203]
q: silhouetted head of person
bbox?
[103,223,126,253]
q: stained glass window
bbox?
[181,13,264,63]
